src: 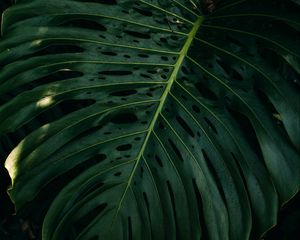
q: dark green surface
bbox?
[0,0,300,239]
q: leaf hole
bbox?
[192,105,200,113]
[28,70,83,89]
[181,66,189,74]
[181,94,187,101]
[195,82,218,101]
[87,154,107,165]
[146,92,153,97]
[160,37,167,43]
[128,217,133,240]
[99,70,132,76]
[124,30,151,39]
[138,54,149,58]
[111,113,138,124]
[232,69,244,81]
[59,19,107,31]
[204,117,218,134]
[161,56,169,61]
[147,70,157,74]
[140,73,152,79]
[176,116,195,137]
[155,155,163,167]
[110,89,137,96]
[116,144,132,151]
[74,124,104,140]
[140,166,144,178]
[161,74,167,79]
[168,139,184,162]
[101,51,117,56]
[158,122,165,130]
[133,7,153,17]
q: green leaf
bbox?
[0,0,299,239]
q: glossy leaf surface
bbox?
[0,0,299,239]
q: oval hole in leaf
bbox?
[192,105,200,113]
[124,30,151,39]
[128,217,133,240]
[138,54,149,58]
[60,19,107,31]
[195,82,218,101]
[155,155,163,167]
[114,172,122,176]
[132,7,153,17]
[204,117,218,134]
[176,116,195,137]
[37,70,84,85]
[101,51,117,56]
[87,154,107,165]
[168,139,184,162]
[111,113,138,124]
[110,89,137,96]
[116,144,132,151]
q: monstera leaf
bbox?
[0,0,300,239]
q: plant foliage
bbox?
[0,0,300,239]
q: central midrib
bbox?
[111,16,203,228]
